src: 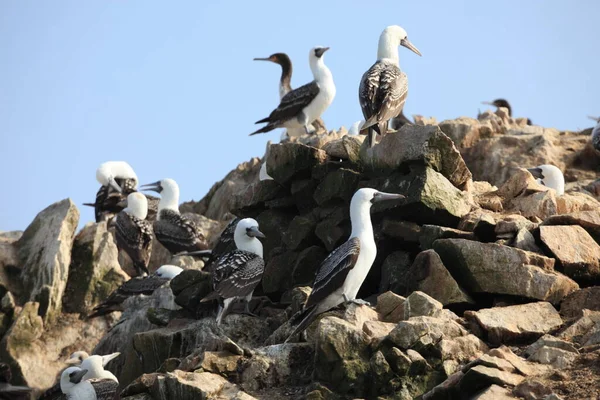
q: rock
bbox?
[314,316,370,396]
[363,320,396,339]
[464,302,562,345]
[433,239,578,304]
[387,316,468,350]
[376,292,406,323]
[467,354,516,372]
[558,309,600,344]
[556,192,600,215]
[560,286,600,319]
[513,228,542,253]
[283,215,317,250]
[266,143,328,184]
[403,291,443,319]
[495,214,537,239]
[438,117,484,149]
[419,225,475,250]
[381,219,421,243]
[380,251,413,294]
[437,335,489,365]
[369,350,395,395]
[539,225,600,283]
[63,222,128,315]
[527,346,578,369]
[322,135,363,162]
[524,334,579,357]
[472,384,519,399]
[313,168,361,205]
[200,350,242,375]
[314,207,350,252]
[458,365,524,395]
[514,379,554,400]
[16,198,79,323]
[404,250,473,306]
[542,210,600,238]
[232,180,285,214]
[261,250,297,295]
[291,246,328,288]
[362,124,472,190]
[255,208,294,259]
[158,370,253,400]
[487,346,550,377]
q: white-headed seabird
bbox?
[65,351,120,370]
[250,47,336,137]
[200,218,266,325]
[60,367,118,400]
[141,178,210,254]
[482,98,533,125]
[286,188,404,342]
[183,217,241,272]
[88,264,183,318]
[114,192,153,277]
[359,25,421,147]
[527,165,565,196]
[589,116,600,151]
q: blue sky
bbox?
[1,1,598,231]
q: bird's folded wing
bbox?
[359,62,385,121]
[207,217,240,267]
[305,237,361,308]
[154,211,203,243]
[90,379,119,400]
[268,81,320,123]
[374,67,407,125]
[213,250,265,299]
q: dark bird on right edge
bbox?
[141,178,210,255]
[359,25,421,147]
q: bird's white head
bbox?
[60,366,88,393]
[154,264,184,279]
[80,355,105,375]
[123,192,148,220]
[527,165,565,196]
[234,218,265,257]
[65,351,89,365]
[96,161,138,193]
[377,25,422,62]
[350,188,405,237]
[141,178,180,214]
[309,46,331,80]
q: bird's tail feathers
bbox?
[250,123,277,136]
[285,305,319,343]
[200,291,220,303]
[82,202,96,207]
[255,116,270,124]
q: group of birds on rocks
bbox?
[37,24,597,399]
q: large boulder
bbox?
[63,221,129,315]
[16,198,79,323]
[433,239,578,303]
[266,143,328,185]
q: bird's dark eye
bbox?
[69,372,75,377]
[246,227,251,234]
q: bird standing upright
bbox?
[141,179,209,254]
[60,367,118,400]
[250,47,336,136]
[114,192,153,277]
[286,188,404,342]
[527,165,565,196]
[359,25,421,147]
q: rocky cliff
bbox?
[1,109,600,399]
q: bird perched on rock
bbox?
[141,178,209,254]
[250,47,335,136]
[200,218,266,325]
[84,161,159,222]
[88,265,183,318]
[286,188,404,342]
[183,217,240,272]
[527,165,565,196]
[482,98,533,125]
[114,192,153,277]
[60,367,118,400]
[589,116,600,151]
[254,52,326,137]
[359,25,421,147]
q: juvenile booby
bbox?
[183,217,241,271]
[527,165,565,196]
[60,367,118,400]
[359,25,421,147]
[286,188,404,342]
[250,46,336,136]
[114,192,153,277]
[589,116,600,151]
[482,98,533,125]
[200,218,266,325]
[88,265,183,318]
[254,52,326,137]
[141,178,210,254]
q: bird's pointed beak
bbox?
[140,181,162,193]
[481,101,494,106]
[527,168,544,179]
[400,39,421,56]
[101,352,121,366]
[372,191,406,203]
[253,57,271,61]
[108,177,123,193]
[588,116,600,122]
[70,369,88,384]
[247,226,266,239]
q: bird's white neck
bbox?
[124,203,147,220]
[377,32,400,64]
[349,198,374,243]
[158,188,180,215]
[64,381,96,399]
[310,57,333,83]
[234,233,263,258]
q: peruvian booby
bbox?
[183,217,241,272]
[359,25,421,147]
[250,47,336,136]
[286,188,404,342]
[482,98,533,125]
[254,52,327,137]
[200,218,265,325]
[60,367,118,400]
[88,265,183,318]
[589,116,600,151]
[65,351,120,369]
[114,192,153,277]
[527,165,565,196]
[141,178,210,254]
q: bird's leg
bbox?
[241,294,258,317]
[216,298,235,326]
[343,293,371,306]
